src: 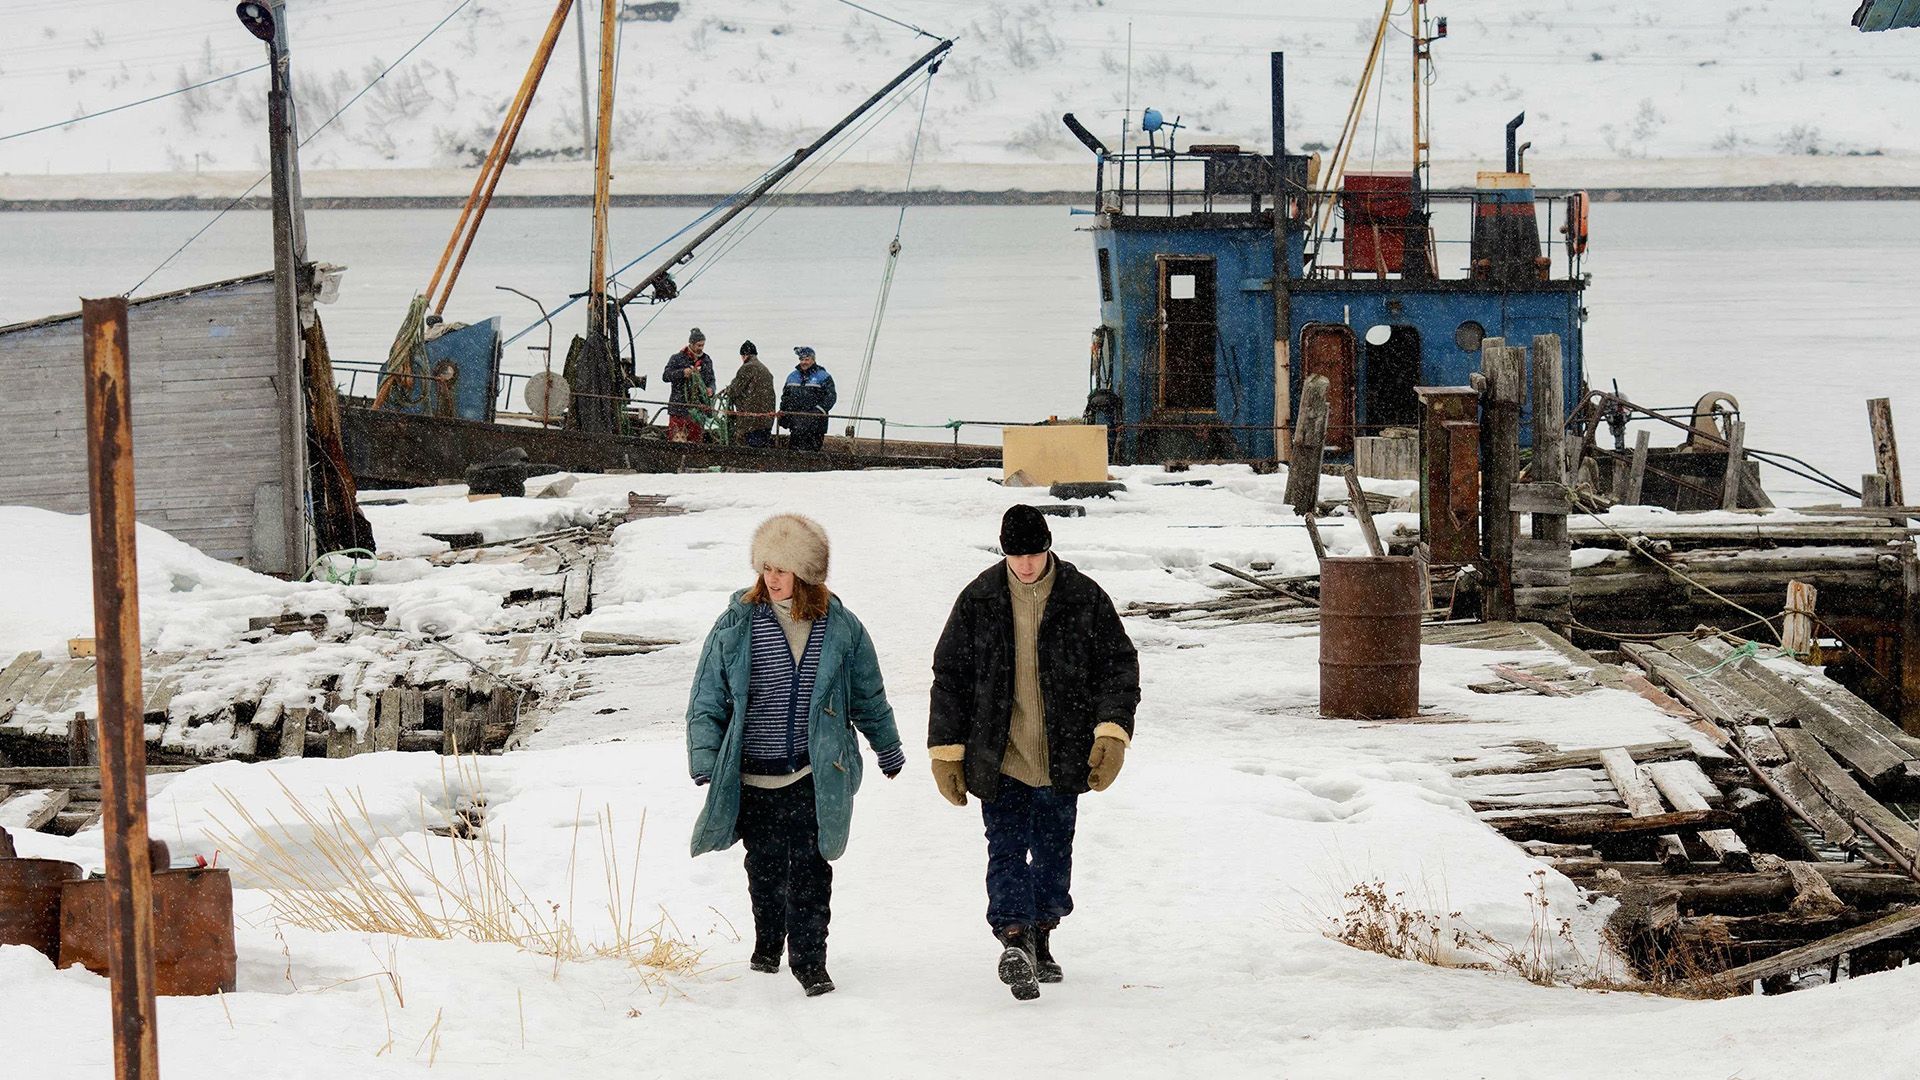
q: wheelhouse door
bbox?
[1156,256,1217,413]
[1300,323,1357,453]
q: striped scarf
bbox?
[741,603,826,775]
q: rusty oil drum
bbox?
[1319,556,1423,719]
[60,842,237,996]
[0,852,85,961]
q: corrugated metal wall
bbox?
[0,275,292,569]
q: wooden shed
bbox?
[0,272,306,574]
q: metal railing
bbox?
[333,361,1033,453]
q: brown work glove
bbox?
[1087,735,1128,792]
[930,757,968,807]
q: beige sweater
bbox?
[1000,558,1055,788]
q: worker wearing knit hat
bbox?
[685,512,904,998]
[928,503,1141,1002]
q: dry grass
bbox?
[1326,871,1626,989]
[207,754,700,981]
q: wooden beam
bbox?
[1869,397,1904,506]
[0,787,73,831]
[1776,727,1920,861]
[1341,466,1385,557]
[1490,807,1735,842]
[1905,544,1920,735]
[1720,419,1747,511]
[1647,760,1752,870]
[1600,748,1689,870]
[1694,904,1920,992]
[1452,738,1698,777]
[1480,341,1523,621]
[1285,374,1331,516]
[1781,580,1817,659]
[1623,429,1651,505]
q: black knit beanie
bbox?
[1000,504,1052,556]
[740,340,757,356]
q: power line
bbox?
[126,0,478,297]
[0,63,266,144]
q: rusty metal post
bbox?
[81,297,161,1080]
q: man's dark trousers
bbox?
[980,778,1079,933]
[737,776,832,968]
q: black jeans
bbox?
[737,775,833,969]
[980,778,1079,934]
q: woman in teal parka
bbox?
[686,513,904,996]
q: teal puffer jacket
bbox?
[686,591,901,861]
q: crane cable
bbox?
[845,65,938,437]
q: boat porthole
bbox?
[1454,320,1486,351]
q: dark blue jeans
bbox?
[981,778,1079,934]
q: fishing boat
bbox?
[336,2,998,488]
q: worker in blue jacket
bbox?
[780,346,837,452]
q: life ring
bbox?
[1562,190,1590,256]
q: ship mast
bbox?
[586,0,617,341]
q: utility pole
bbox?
[241,1,311,578]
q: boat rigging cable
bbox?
[845,65,939,437]
[0,64,267,144]
[125,0,478,297]
[504,63,932,348]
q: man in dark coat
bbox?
[722,340,777,448]
[928,504,1140,1001]
[779,346,837,452]
[663,327,716,442]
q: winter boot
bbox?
[749,952,781,974]
[794,966,836,997]
[996,926,1042,1001]
[1033,925,1063,984]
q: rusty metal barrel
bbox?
[1319,556,1423,719]
[60,841,236,996]
[0,827,84,961]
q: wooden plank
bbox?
[1341,466,1385,557]
[1772,761,1864,853]
[1285,374,1332,516]
[1490,663,1572,698]
[372,688,404,752]
[400,689,426,732]
[278,707,309,759]
[1905,544,1920,735]
[1600,748,1690,870]
[1775,727,1920,861]
[0,765,195,787]
[1494,807,1736,842]
[0,788,72,831]
[1453,738,1698,777]
[0,650,44,711]
[1647,760,1752,870]
[1869,397,1904,506]
[1510,482,1570,516]
[1720,419,1747,511]
[1697,904,1920,992]
[1622,429,1651,505]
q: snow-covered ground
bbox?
[7,467,1920,1078]
[2,0,1917,181]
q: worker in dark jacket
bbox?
[663,327,716,442]
[722,340,778,448]
[779,346,837,452]
[928,504,1140,1002]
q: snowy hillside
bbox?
[1,0,1917,178]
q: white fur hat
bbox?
[750,514,830,584]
